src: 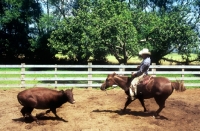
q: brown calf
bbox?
[17,87,75,124]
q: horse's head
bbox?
[100,72,117,91]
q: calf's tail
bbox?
[17,93,24,105]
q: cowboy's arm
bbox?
[132,57,151,78]
[135,62,150,76]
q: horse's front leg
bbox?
[123,96,134,111]
[138,96,147,112]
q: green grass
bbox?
[0,68,199,89]
[106,53,199,65]
[161,53,199,65]
[0,68,21,85]
[0,68,108,86]
[56,52,199,64]
[0,52,199,89]
[163,53,198,60]
[106,55,142,64]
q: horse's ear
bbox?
[113,72,118,76]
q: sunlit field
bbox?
[56,53,199,65]
[106,53,199,65]
[0,53,199,89]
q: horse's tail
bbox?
[171,81,186,92]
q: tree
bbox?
[193,0,200,61]
[48,0,139,64]
[0,0,43,63]
[48,0,199,65]
[98,13,138,64]
[129,0,199,64]
[139,11,199,64]
[40,0,78,20]
[0,0,22,62]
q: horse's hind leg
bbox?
[154,97,166,118]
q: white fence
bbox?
[0,63,200,88]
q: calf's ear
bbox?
[71,88,73,91]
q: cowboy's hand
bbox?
[131,72,137,78]
[137,65,140,69]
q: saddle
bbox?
[138,75,154,92]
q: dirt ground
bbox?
[0,88,200,131]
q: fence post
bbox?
[88,62,92,89]
[55,64,57,88]
[119,63,124,75]
[152,63,156,77]
[21,63,25,88]
[181,65,184,81]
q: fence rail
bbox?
[0,63,199,88]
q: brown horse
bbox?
[100,72,186,118]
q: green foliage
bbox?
[0,0,200,65]
[48,0,138,64]
[0,0,43,63]
[0,0,22,23]
[136,10,199,64]
[48,0,199,65]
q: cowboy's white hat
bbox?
[139,48,151,55]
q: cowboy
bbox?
[130,48,151,100]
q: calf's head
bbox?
[64,88,75,104]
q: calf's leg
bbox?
[20,107,26,117]
[26,107,38,122]
[21,107,39,123]
[36,109,51,118]
[20,107,34,118]
[50,108,60,118]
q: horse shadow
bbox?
[92,109,168,120]
[12,116,68,123]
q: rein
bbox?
[104,86,116,95]
[104,75,127,95]
[113,75,130,90]
[139,75,153,85]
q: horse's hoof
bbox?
[120,110,126,115]
[153,115,160,119]
[121,109,125,112]
[36,120,40,125]
[36,113,43,118]
[144,109,147,112]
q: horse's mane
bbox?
[114,75,128,81]
[114,75,132,82]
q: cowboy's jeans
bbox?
[130,74,145,99]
